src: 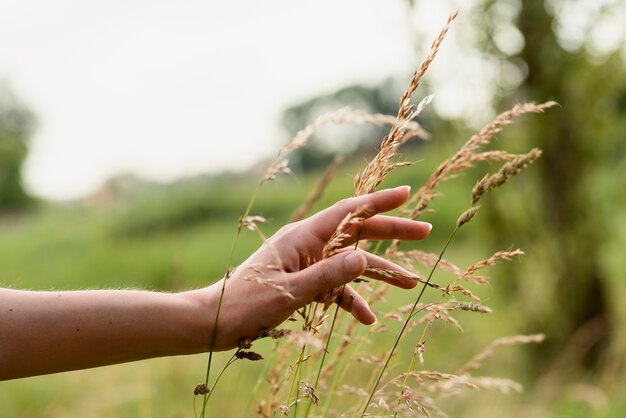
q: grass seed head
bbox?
[471,148,543,205]
[235,350,264,361]
[194,383,210,395]
[456,206,480,228]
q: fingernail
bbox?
[395,185,411,193]
[344,252,364,275]
[423,222,433,232]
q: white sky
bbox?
[0,0,428,200]
[2,0,624,200]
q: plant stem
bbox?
[286,345,306,415]
[321,318,368,416]
[201,354,237,410]
[200,179,264,418]
[360,226,459,416]
[303,286,346,418]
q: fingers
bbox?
[360,251,419,289]
[288,251,367,302]
[287,248,420,307]
[341,216,431,246]
[308,186,412,239]
[338,284,376,325]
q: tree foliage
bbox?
[0,83,36,212]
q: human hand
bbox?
[189,186,431,351]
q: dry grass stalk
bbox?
[319,333,352,379]
[241,244,295,301]
[341,108,431,140]
[384,101,555,257]
[464,377,523,394]
[258,327,326,416]
[453,302,492,314]
[456,334,546,376]
[301,382,320,406]
[264,107,428,184]
[261,346,291,416]
[447,284,481,302]
[395,249,463,277]
[365,267,448,295]
[471,148,543,205]
[339,384,370,399]
[354,96,434,196]
[461,249,524,279]
[398,301,491,317]
[407,306,463,334]
[285,330,326,352]
[364,266,420,282]
[235,350,264,361]
[291,155,344,222]
[470,150,522,162]
[398,94,434,144]
[384,312,405,323]
[322,206,369,258]
[242,13,555,418]
[238,329,291,355]
[318,282,388,382]
[353,11,458,197]
[258,328,293,340]
[239,215,267,231]
[381,369,523,417]
[408,371,523,395]
[456,206,480,228]
[242,274,294,301]
[263,159,292,181]
[388,387,447,418]
[355,352,388,367]
[397,101,557,222]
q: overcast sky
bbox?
[0,0,445,200]
[3,0,625,200]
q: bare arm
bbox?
[0,288,211,379]
[0,186,431,380]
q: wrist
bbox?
[177,287,219,354]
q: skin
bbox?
[0,186,431,380]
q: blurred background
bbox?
[1,0,625,417]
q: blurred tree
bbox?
[402,0,626,373]
[281,79,431,172]
[281,0,626,373]
[471,0,626,369]
[0,83,36,212]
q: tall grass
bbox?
[197,11,556,418]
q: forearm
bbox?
[0,288,213,380]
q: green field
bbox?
[1,143,625,418]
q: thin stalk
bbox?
[313,234,385,417]
[320,318,368,416]
[287,345,307,415]
[393,240,473,417]
[303,286,345,418]
[360,226,459,416]
[302,216,374,417]
[201,354,238,408]
[200,179,264,418]
[242,347,275,417]
[293,352,306,417]
[392,325,429,418]
[288,300,317,416]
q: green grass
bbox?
[1,145,625,417]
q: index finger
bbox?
[308,186,411,239]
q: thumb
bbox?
[290,251,367,302]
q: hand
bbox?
[190,186,431,351]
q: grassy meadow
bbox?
[2,138,626,417]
